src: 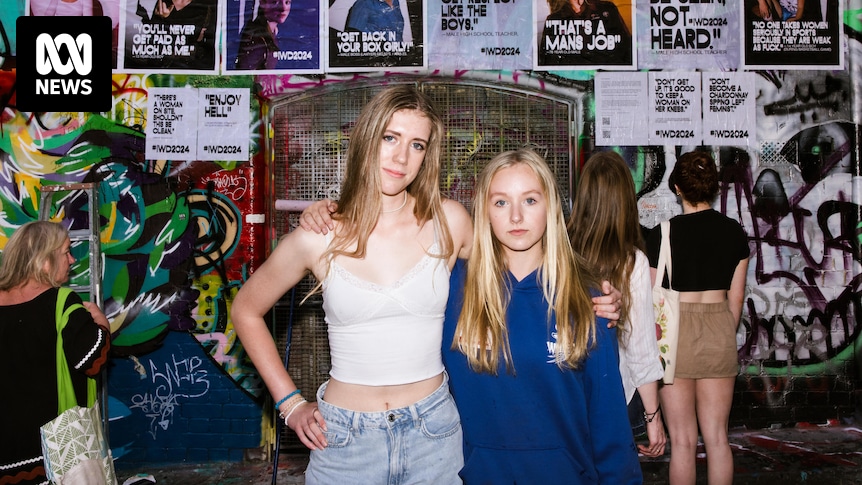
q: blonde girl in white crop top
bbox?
[232,86,473,463]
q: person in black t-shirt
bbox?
[646,151,750,485]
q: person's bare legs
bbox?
[696,377,735,485]
[659,378,698,485]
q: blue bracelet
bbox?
[275,389,301,409]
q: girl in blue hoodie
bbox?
[443,149,642,484]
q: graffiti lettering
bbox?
[129,353,210,438]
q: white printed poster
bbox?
[648,71,701,145]
[146,87,198,160]
[427,0,533,70]
[702,72,756,146]
[198,88,250,161]
[636,0,739,70]
[595,71,649,147]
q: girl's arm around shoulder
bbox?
[441,198,473,261]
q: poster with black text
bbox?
[224,0,323,73]
[146,87,198,160]
[428,0,532,70]
[742,0,842,69]
[198,88,250,161]
[327,0,424,71]
[648,71,701,145]
[702,72,755,146]
[534,0,636,70]
[637,0,738,70]
[120,0,219,73]
[595,71,649,147]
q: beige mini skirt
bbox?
[674,301,739,379]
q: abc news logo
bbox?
[17,17,111,112]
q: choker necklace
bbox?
[381,193,408,214]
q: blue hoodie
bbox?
[442,260,642,484]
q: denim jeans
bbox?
[628,389,646,439]
[305,373,464,485]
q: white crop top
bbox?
[321,241,449,386]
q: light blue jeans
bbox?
[305,373,464,485]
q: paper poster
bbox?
[595,71,649,147]
[534,0,636,70]
[327,0,424,71]
[224,0,323,73]
[28,0,121,69]
[427,0,532,70]
[742,0,842,69]
[636,0,739,70]
[648,71,701,145]
[702,72,756,146]
[120,0,219,72]
[197,88,250,161]
[146,88,198,160]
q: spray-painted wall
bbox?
[0,9,859,468]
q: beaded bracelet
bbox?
[275,389,301,410]
[644,408,661,423]
[278,394,305,418]
[283,399,308,425]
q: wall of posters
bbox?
[534,0,636,70]
[427,0,532,71]
[636,0,739,70]
[742,0,842,69]
[120,0,219,72]
[327,0,424,71]
[648,71,701,145]
[223,0,323,73]
[146,87,250,161]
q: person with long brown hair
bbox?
[568,151,666,457]
[232,85,473,484]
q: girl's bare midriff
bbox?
[678,289,726,304]
[322,373,444,412]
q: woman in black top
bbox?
[647,151,750,485]
[0,221,111,485]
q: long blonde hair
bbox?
[454,149,598,374]
[324,84,453,263]
[568,151,644,343]
[0,221,69,290]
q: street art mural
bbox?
[0,72,263,393]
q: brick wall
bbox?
[108,331,262,467]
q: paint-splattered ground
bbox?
[641,422,862,484]
[115,423,862,484]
